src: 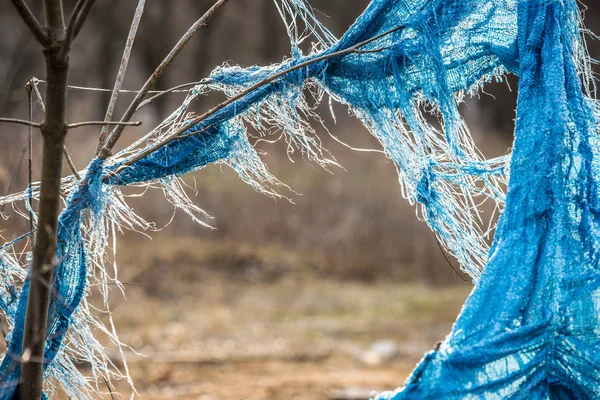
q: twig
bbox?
[434,233,467,282]
[114,24,405,172]
[0,118,41,128]
[10,0,50,46]
[98,0,231,158]
[102,376,116,400]
[135,80,208,112]
[30,79,46,113]
[43,0,66,34]
[34,79,197,94]
[60,0,97,59]
[63,145,80,179]
[0,119,141,129]
[26,81,34,236]
[97,0,146,154]
[68,121,141,129]
[72,0,97,39]
[28,78,79,178]
[61,0,87,58]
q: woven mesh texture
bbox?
[0,0,599,398]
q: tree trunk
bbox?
[17,23,69,400]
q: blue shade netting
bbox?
[376,0,600,398]
[0,0,599,398]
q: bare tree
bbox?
[10,2,90,397]
[5,0,229,398]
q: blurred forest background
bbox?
[1,1,600,399]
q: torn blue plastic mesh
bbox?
[0,160,105,398]
[0,0,598,398]
[377,0,600,398]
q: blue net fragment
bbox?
[0,0,599,398]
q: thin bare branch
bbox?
[0,119,140,130]
[114,25,405,173]
[31,79,46,113]
[0,118,41,128]
[43,0,66,37]
[10,0,51,46]
[98,0,231,158]
[434,233,467,282]
[97,0,146,154]
[135,80,207,112]
[72,0,97,39]
[60,0,97,61]
[34,78,196,94]
[26,81,35,236]
[63,145,80,179]
[103,376,117,400]
[69,0,87,24]
[61,0,87,57]
[29,78,80,179]
[68,120,141,129]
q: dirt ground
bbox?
[91,238,472,400]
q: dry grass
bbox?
[82,236,472,399]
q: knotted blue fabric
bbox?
[1,0,598,398]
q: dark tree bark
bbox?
[9,1,97,398]
[18,43,69,400]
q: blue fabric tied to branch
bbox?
[109,125,234,186]
[0,159,104,398]
[1,0,599,397]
